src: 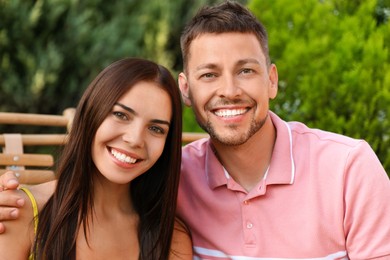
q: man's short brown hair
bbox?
[180,1,270,71]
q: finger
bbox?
[0,207,19,222]
[0,223,4,234]
[0,171,20,191]
[0,191,25,208]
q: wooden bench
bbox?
[0,108,76,184]
[0,109,208,184]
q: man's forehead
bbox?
[188,36,265,67]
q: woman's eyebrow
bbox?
[115,102,136,115]
[151,119,171,126]
[115,102,170,126]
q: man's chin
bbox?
[208,129,250,146]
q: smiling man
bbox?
[175,1,390,259]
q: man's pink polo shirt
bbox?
[177,111,390,259]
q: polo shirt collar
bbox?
[205,111,295,190]
[266,111,295,185]
[205,141,228,189]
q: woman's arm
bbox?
[169,217,193,260]
[0,189,35,259]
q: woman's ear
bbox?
[178,72,192,106]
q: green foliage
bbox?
[5,0,388,174]
[0,0,148,114]
[249,0,390,173]
[0,0,246,134]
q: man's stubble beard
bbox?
[198,113,268,146]
[187,83,268,146]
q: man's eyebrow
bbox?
[115,102,170,126]
[195,59,261,71]
[236,58,261,66]
[195,63,218,71]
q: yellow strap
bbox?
[19,187,38,234]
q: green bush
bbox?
[248,0,390,174]
[0,0,234,133]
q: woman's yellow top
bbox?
[20,187,38,260]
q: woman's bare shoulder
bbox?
[0,189,35,258]
[28,180,56,210]
[169,217,193,260]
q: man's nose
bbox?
[216,75,242,98]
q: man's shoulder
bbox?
[270,111,363,152]
[288,120,363,148]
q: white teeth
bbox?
[214,109,246,117]
[111,149,137,164]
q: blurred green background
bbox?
[1,0,389,174]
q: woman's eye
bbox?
[113,111,128,120]
[149,125,165,134]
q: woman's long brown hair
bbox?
[32,58,183,259]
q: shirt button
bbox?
[244,200,249,205]
[246,222,253,229]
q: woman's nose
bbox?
[122,124,145,148]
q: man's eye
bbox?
[149,126,165,134]
[241,68,254,74]
[113,111,128,120]
[201,73,215,79]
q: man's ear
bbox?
[268,64,278,100]
[178,72,192,106]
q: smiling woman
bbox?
[92,81,172,185]
[0,58,192,259]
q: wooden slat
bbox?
[0,112,69,126]
[0,132,205,146]
[0,109,209,186]
[0,134,67,146]
[0,110,208,143]
[63,108,76,132]
[182,132,209,143]
[0,170,55,184]
[0,153,54,167]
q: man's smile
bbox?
[213,108,249,118]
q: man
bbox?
[1,1,390,259]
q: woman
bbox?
[0,58,192,259]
